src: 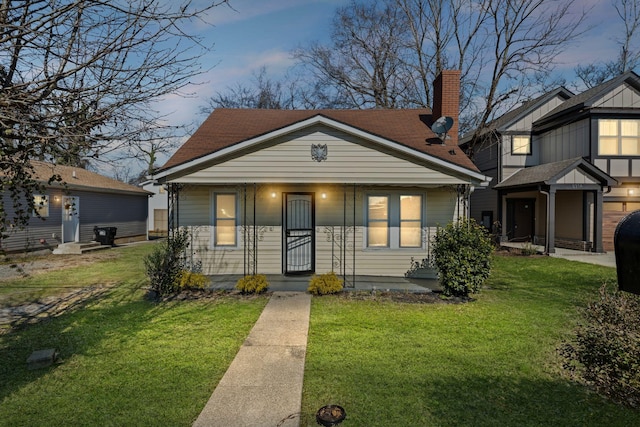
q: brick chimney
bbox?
[432,70,461,145]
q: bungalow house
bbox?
[1,160,150,253]
[459,72,640,253]
[152,71,490,283]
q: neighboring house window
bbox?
[33,195,49,217]
[213,193,237,246]
[599,119,640,155]
[367,193,424,249]
[400,195,422,247]
[512,136,531,155]
[367,195,389,247]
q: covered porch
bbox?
[494,158,616,254]
[167,181,469,285]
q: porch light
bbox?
[629,189,635,196]
[321,192,327,199]
[271,192,277,199]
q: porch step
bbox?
[52,242,111,255]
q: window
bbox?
[33,195,49,217]
[214,193,237,246]
[366,193,424,249]
[599,119,640,155]
[400,195,422,247]
[512,136,531,155]
[367,196,389,247]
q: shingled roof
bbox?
[28,161,149,195]
[160,108,479,172]
[494,157,616,189]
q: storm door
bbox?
[62,196,80,243]
[284,193,315,274]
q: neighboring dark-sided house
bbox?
[152,71,491,282]
[1,161,150,253]
[460,72,640,253]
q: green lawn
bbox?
[1,248,637,426]
[301,256,637,426]
[0,244,268,426]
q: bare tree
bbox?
[294,0,587,136]
[1,0,227,239]
[203,67,298,111]
[575,0,640,88]
[294,0,415,109]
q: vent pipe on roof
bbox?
[72,170,76,178]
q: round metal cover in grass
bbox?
[316,405,346,426]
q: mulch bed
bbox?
[153,288,471,304]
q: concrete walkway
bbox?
[193,292,310,427]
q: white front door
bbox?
[62,196,80,243]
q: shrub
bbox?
[177,271,209,290]
[520,242,539,256]
[235,274,269,294]
[431,217,493,297]
[144,229,190,296]
[308,272,344,295]
[560,284,640,407]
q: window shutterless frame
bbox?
[212,192,238,247]
[511,135,531,155]
[366,195,390,248]
[399,194,423,248]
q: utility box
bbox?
[94,226,117,246]
[614,210,640,295]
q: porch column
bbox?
[498,190,507,243]
[547,188,556,254]
[594,189,604,253]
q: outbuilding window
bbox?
[33,195,49,217]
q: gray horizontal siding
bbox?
[1,189,148,252]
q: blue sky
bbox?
[159,0,625,123]
[157,0,345,125]
[147,0,626,170]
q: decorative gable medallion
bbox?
[311,144,328,162]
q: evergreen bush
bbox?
[431,217,493,297]
[177,271,209,290]
[144,229,190,296]
[308,272,344,295]
[235,274,269,294]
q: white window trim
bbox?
[210,191,240,249]
[364,192,425,250]
[400,194,423,248]
[366,194,390,248]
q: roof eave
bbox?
[153,115,488,184]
